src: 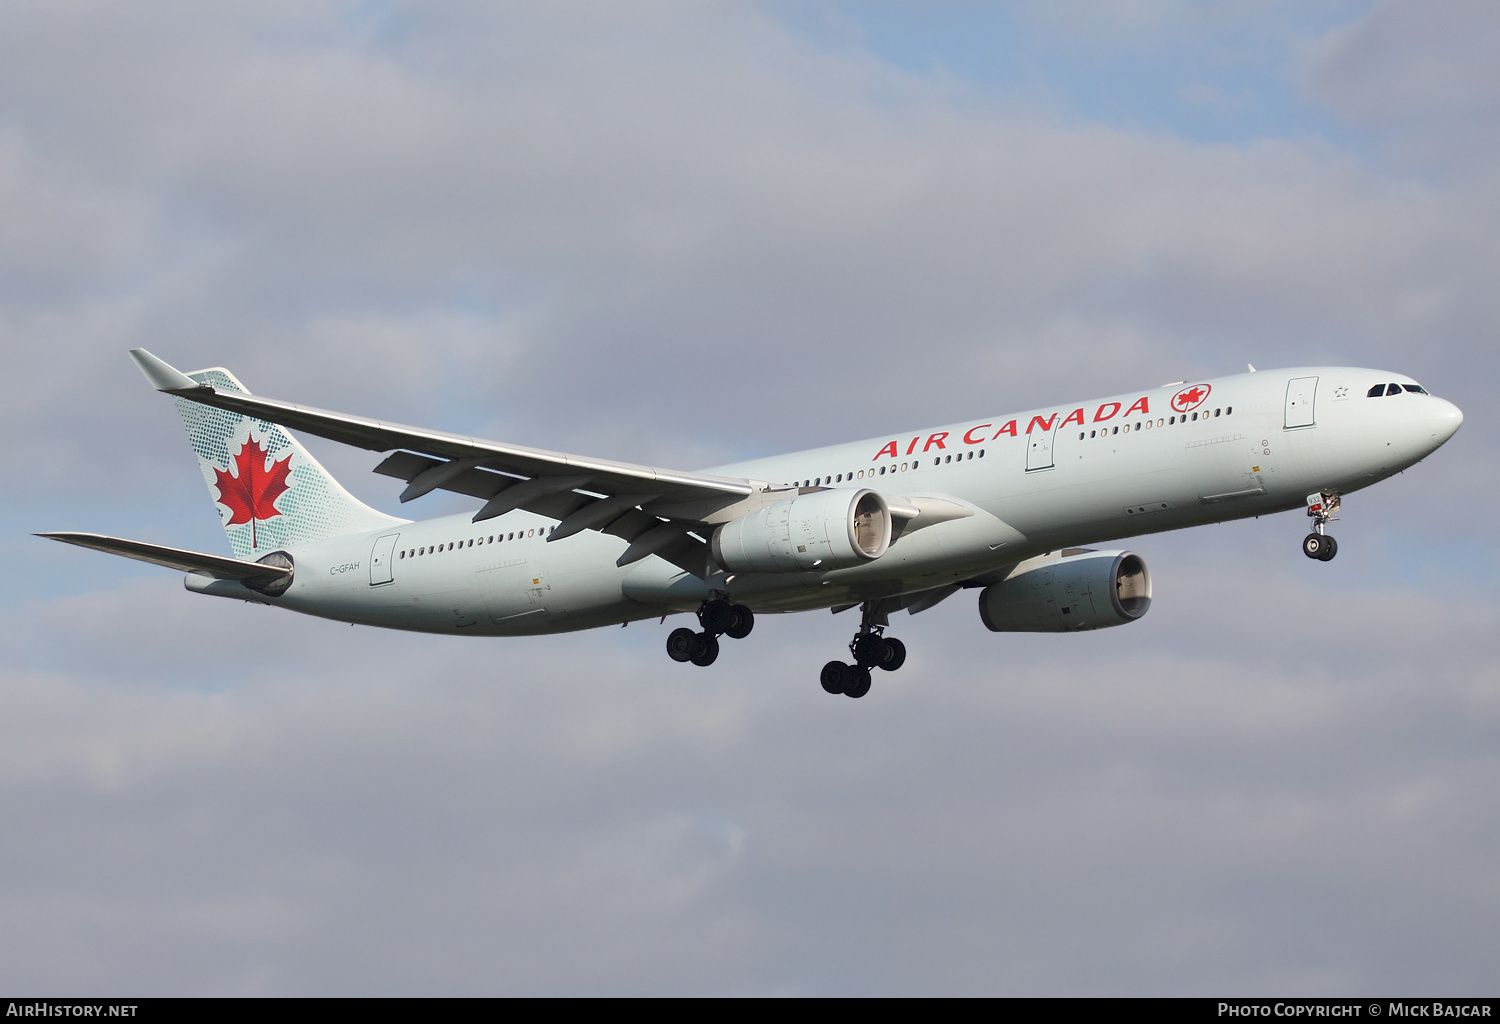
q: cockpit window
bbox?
[1386,383,1403,396]
[1367,384,1385,397]
[1403,383,1428,394]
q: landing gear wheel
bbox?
[689,632,720,667]
[821,661,849,695]
[1317,535,1338,561]
[877,637,906,672]
[852,633,885,668]
[1302,533,1329,560]
[724,604,755,640]
[844,667,872,699]
[700,599,734,634]
[666,627,697,663]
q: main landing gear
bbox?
[1302,490,1341,562]
[666,596,754,667]
[821,601,907,699]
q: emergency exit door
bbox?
[369,533,400,586]
[1026,418,1058,471]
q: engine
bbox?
[978,549,1151,632]
[712,488,892,573]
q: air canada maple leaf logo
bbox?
[1171,383,1212,413]
[214,436,292,549]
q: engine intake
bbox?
[979,549,1151,632]
[712,488,891,573]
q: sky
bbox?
[1,0,1497,996]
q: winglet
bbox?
[129,348,207,392]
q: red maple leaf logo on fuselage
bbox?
[1171,384,1211,413]
[214,436,292,550]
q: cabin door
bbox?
[1285,377,1318,429]
[369,533,400,586]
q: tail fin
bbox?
[170,366,403,559]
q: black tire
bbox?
[1318,535,1338,561]
[700,599,734,635]
[724,604,755,640]
[844,667,872,699]
[877,637,907,672]
[852,634,884,668]
[666,627,697,663]
[689,632,719,667]
[820,661,848,694]
[1302,533,1326,559]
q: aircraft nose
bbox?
[1428,397,1463,445]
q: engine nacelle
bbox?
[711,488,892,573]
[979,549,1151,632]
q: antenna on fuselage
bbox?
[1247,363,1257,372]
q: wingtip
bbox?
[129,348,204,392]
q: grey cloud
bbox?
[1,525,1496,994]
[2,0,1497,995]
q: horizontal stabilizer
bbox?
[36,532,292,584]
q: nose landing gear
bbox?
[1302,490,1340,562]
[820,601,907,698]
[665,595,754,668]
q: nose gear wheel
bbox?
[1302,490,1341,561]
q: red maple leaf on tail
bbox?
[214,436,292,550]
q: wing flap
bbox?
[133,349,756,504]
[131,350,747,579]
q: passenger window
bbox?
[1386,383,1402,396]
[1225,407,1232,415]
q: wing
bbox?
[130,349,779,578]
[38,532,293,587]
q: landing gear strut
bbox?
[665,595,754,668]
[820,600,907,699]
[1303,490,1340,562]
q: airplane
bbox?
[40,351,1462,699]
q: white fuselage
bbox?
[213,367,1460,635]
